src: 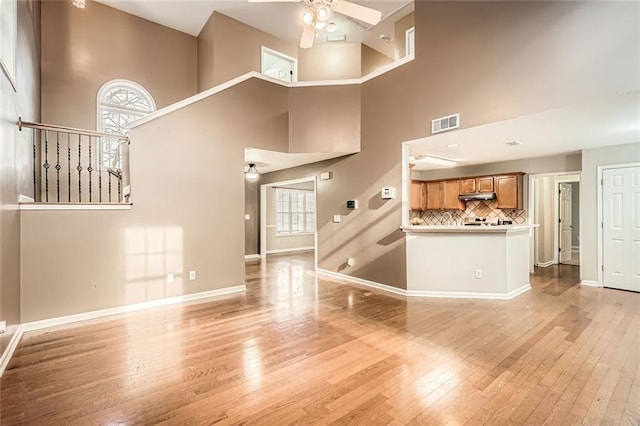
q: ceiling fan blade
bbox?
[248,0,300,2]
[300,24,315,49]
[333,0,382,26]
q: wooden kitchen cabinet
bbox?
[410,180,426,211]
[426,181,442,210]
[460,178,476,194]
[442,180,465,210]
[460,176,494,194]
[495,174,524,209]
[477,176,494,193]
[424,180,465,210]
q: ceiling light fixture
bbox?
[326,22,337,33]
[316,6,330,21]
[245,163,260,180]
[379,34,392,42]
[72,0,86,9]
[412,155,457,167]
[302,10,314,26]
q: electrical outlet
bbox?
[475,269,483,279]
[167,273,174,284]
[189,270,197,281]
[0,321,6,334]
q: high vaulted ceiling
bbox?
[95,0,413,57]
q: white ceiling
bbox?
[95,0,412,57]
[408,91,640,171]
[244,148,350,174]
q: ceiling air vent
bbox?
[431,113,460,134]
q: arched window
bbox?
[97,79,155,168]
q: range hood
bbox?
[458,192,496,201]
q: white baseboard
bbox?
[22,285,246,332]
[580,280,602,287]
[244,254,262,261]
[535,260,556,268]
[316,268,407,296]
[266,247,314,255]
[0,325,24,377]
[317,269,531,300]
[407,284,531,300]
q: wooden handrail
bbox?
[17,117,129,142]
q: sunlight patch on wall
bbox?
[124,226,184,304]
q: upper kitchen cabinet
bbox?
[442,180,465,210]
[423,180,465,210]
[410,180,426,211]
[460,176,494,194]
[477,176,494,193]
[495,173,524,209]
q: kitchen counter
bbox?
[402,224,536,233]
[404,224,536,299]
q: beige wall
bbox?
[288,85,361,154]
[534,176,555,265]
[361,44,394,77]
[394,12,415,60]
[0,0,40,351]
[244,179,260,255]
[581,142,640,282]
[297,43,361,81]
[21,79,290,322]
[198,12,298,91]
[41,0,197,130]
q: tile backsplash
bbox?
[410,200,527,225]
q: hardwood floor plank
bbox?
[1,256,638,424]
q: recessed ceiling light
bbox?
[505,141,522,146]
[447,143,459,148]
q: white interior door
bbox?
[603,166,640,292]
[559,183,572,263]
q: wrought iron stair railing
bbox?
[18,118,130,204]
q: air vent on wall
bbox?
[326,34,347,42]
[431,113,460,134]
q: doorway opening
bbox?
[529,172,581,278]
[260,177,317,268]
[261,46,297,83]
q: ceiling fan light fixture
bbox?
[326,22,337,33]
[316,5,330,21]
[302,10,314,26]
[72,0,86,9]
[245,163,260,180]
[315,21,327,30]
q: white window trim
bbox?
[261,46,298,84]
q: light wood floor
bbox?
[1,254,639,425]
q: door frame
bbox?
[527,171,580,272]
[553,175,580,265]
[597,162,640,287]
[260,176,318,269]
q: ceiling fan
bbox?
[248,0,383,48]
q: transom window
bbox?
[97,80,155,168]
[276,188,316,234]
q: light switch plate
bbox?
[333,215,341,223]
[189,271,197,281]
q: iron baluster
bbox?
[98,137,102,203]
[77,134,82,202]
[88,136,93,202]
[32,130,37,202]
[43,130,49,202]
[67,133,71,202]
[55,132,61,202]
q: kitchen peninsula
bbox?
[402,224,536,299]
